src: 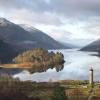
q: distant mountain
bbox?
[64,39,94,47]
[0,18,72,63]
[61,42,78,48]
[81,39,100,52]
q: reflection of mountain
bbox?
[0,68,22,75]
[81,39,100,51]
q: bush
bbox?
[51,85,68,100]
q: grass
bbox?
[0,75,100,100]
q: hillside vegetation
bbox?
[13,48,64,63]
[0,75,100,100]
[0,74,67,100]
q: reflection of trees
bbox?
[28,63,64,74]
[55,64,64,72]
[13,48,65,74]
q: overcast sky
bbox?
[0,0,100,45]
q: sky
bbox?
[0,0,100,46]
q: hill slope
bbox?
[19,24,70,50]
[0,40,18,63]
[81,39,100,52]
[0,18,69,51]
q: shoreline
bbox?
[0,63,33,69]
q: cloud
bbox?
[8,9,63,26]
[0,0,100,44]
[1,0,100,19]
[84,19,100,38]
[0,0,100,23]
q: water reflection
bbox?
[28,64,64,74]
[1,49,100,82]
[14,49,100,82]
[0,64,64,75]
[0,68,22,75]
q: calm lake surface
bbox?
[12,49,100,82]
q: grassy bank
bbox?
[0,75,100,100]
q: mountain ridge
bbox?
[0,17,72,63]
[80,39,100,52]
[0,18,69,50]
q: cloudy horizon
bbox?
[0,0,100,46]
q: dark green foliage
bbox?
[51,85,68,100]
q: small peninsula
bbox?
[0,48,65,73]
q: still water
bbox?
[12,49,100,82]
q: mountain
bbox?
[0,40,18,63]
[64,39,94,47]
[0,18,69,51]
[61,42,78,48]
[19,24,70,50]
[80,39,100,52]
[0,18,72,63]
